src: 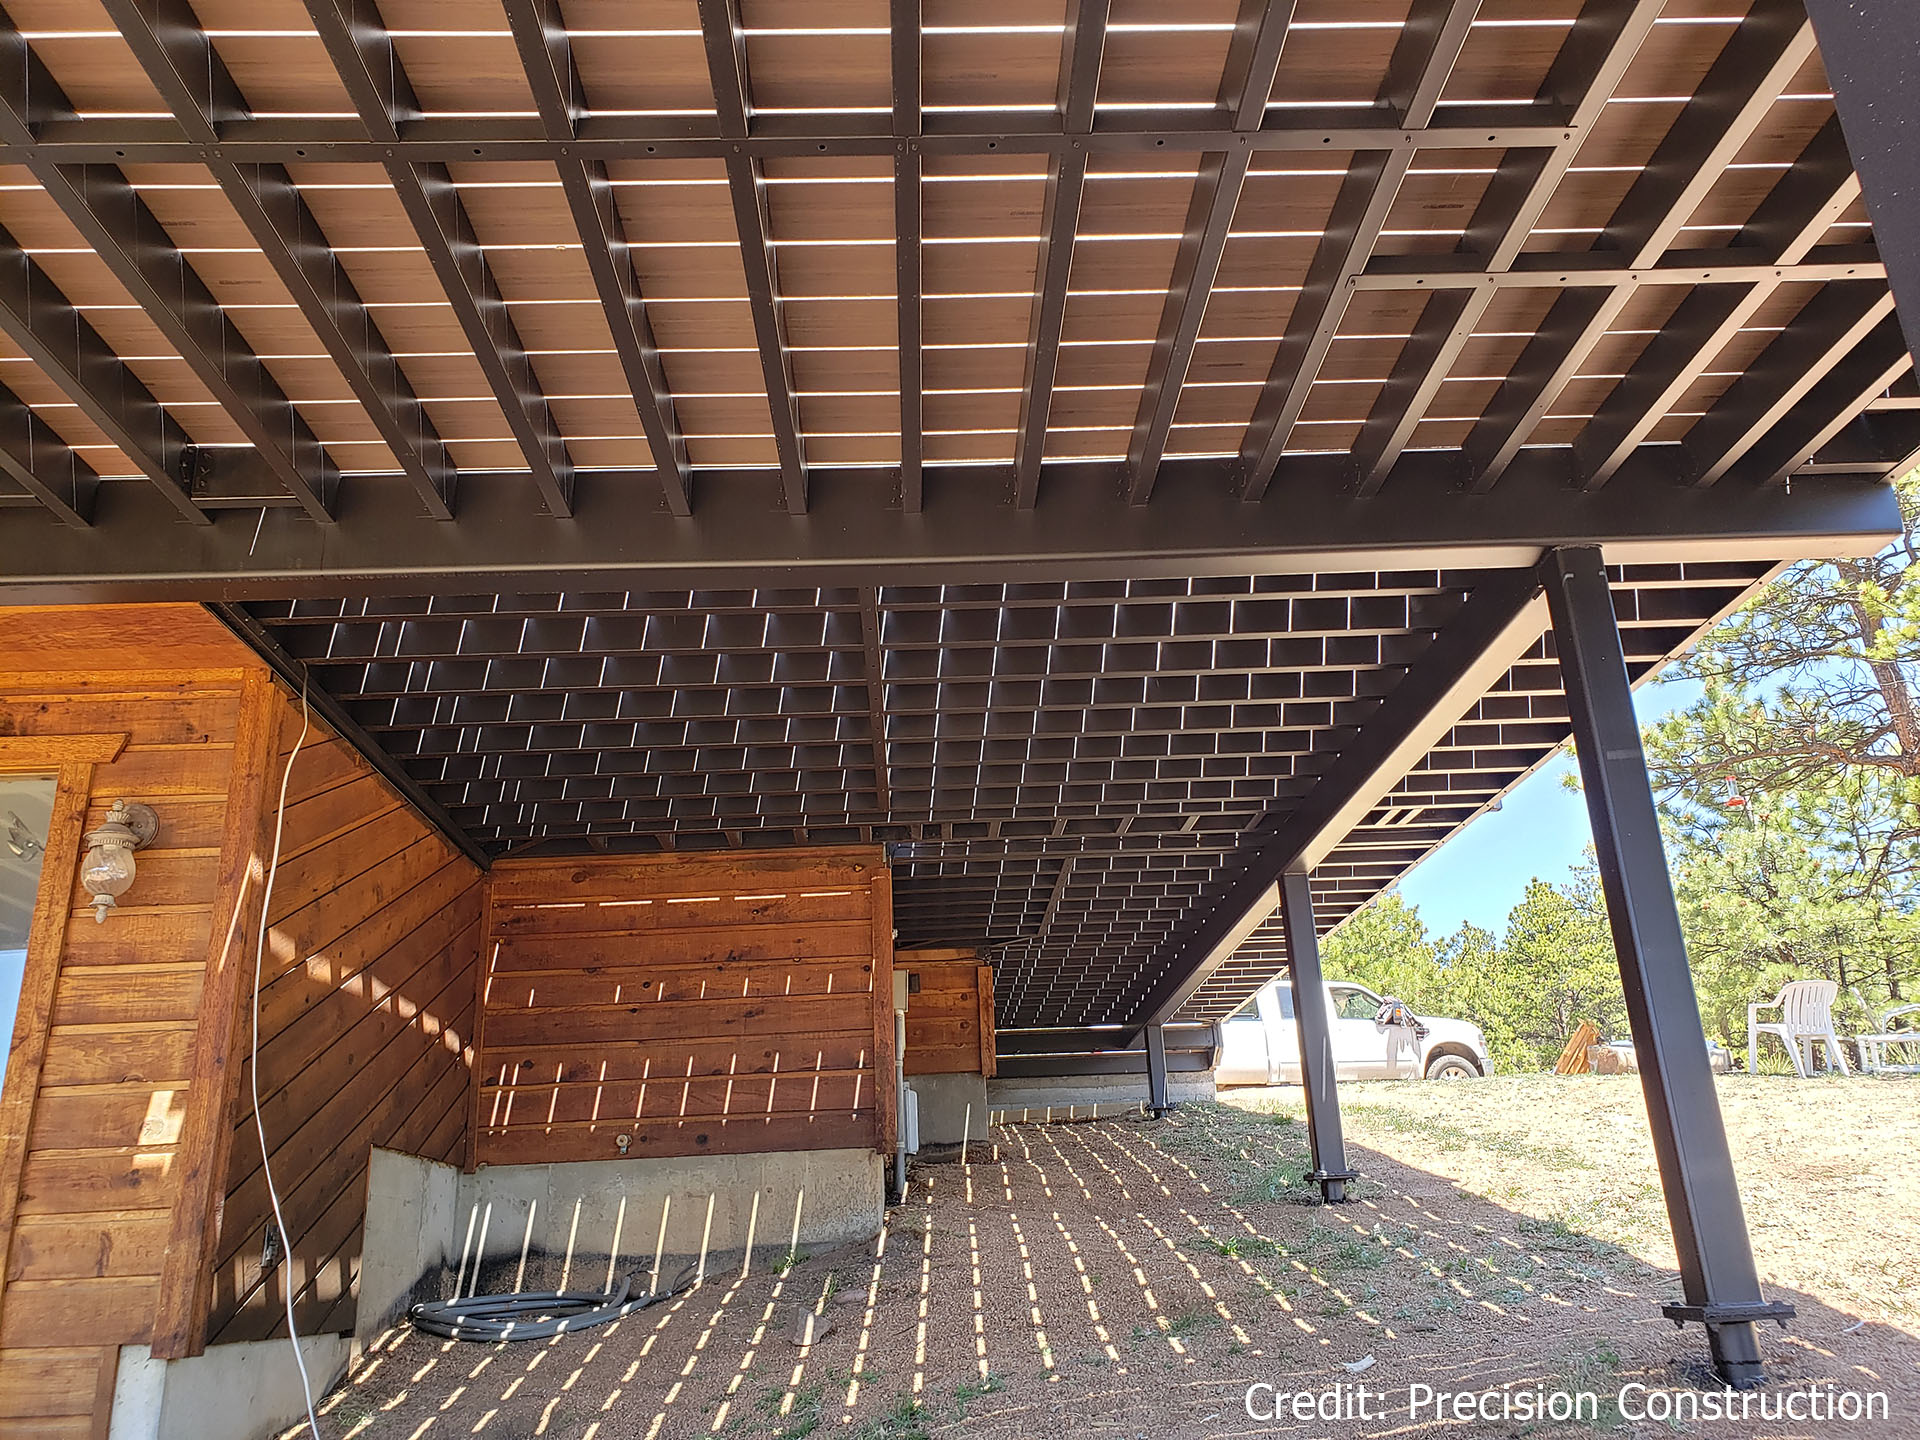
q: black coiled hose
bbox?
[409,1262,700,1342]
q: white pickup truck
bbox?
[1216,977,1490,1084]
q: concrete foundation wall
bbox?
[458,1147,884,1282]
[987,1072,1216,1115]
[358,1148,464,1343]
[109,1336,351,1440]
[904,1073,987,1146]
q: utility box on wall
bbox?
[897,948,995,1146]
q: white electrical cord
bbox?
[252,680,320,1439]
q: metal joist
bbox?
[1127,566,1549,1029]
[1684,282,1900,486]
[1462,0,1819,492]
[303,0,574,518]
[503,0,693,517]
[1124,1,1292,502]
[1350,0,1667,494]
[0,214,204,522]
[1573,121,1864,488]
[859,585,891,813]
[1237,0,1482,502]
[697,0,807,514]
[1733,314,1914,487]
[893,0,923,511]
[1013,0,1109,509]
[101,0,457,520]
[0,3,337,521]
[0,375,95,526]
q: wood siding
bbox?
[478,849,895,1166]
[899,951,996,1078]
[206,696,483,1344]
[0,605,257,1438]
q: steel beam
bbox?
[1540,545,1790,1387]
[1350,0,1665,493]
[303,0,574,518]
[0,457,1896,603]
[1012,0,1108,509]
[503,0,692,517]
[1280,871,1352,1202]
[1238,0,1481,500]
[100,0,456,520]
[1126,567,1549,1029]
[1809,0,1920,368]
[0,217,203,523]
[697,0,808,514]
[1462,0,1817,492]
[0,4,337,522]
[0,376,95,526]
[1125,0,1291,501]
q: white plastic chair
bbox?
[1748,980,1850,1077]
[1850,988,1920,1075]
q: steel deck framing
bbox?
[0,0,1910,1038]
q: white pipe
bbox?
[894,1006,908,1204]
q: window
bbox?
[1332,986,1381,1021]
[0,775,57,1047]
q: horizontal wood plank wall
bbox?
[205,695,483,1345]
[898,951,995,1077]
[479,848,894,1166]
[0,604,257,1440]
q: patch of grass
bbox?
[1303,1225,1388,1272]
[322,1394,380,1431]
[1213,1236,1242,1257]
[1350,1100,1596,1174]
[760,1380,826,1438]
[952,1371,1005,1405]
[1165,1306,1219,1338]
[772,1247,807,1275]
[1517,1215,1619,1260]
[850,1395,931,1440]
[1232,1159,1308,1204]
[1561,1342,1626,1432]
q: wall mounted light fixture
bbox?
[81,799,159,923]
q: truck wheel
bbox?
[1426,1055,1480,1081]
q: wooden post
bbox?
[869,860,897,1156]
[150,670,278,1358]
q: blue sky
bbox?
[1395,676,1703,936]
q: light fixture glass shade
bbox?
[80,800,157,924]
[81,839,135,923]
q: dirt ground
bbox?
[292,1076,1920,1440]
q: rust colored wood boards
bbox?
[477,848,896,1166]
[204,693,483,1347]
[897,949,996,1078]
[0,604,255,1436]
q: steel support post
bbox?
[1144,1023,1170,1116]
[1280,870,1355,1203]
[1541,545,1791,1388]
